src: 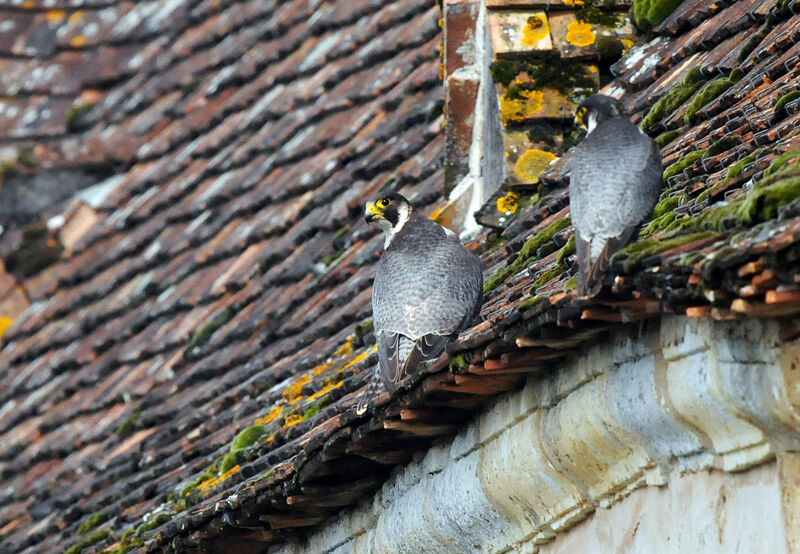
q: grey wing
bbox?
[570,121,663,295]
[372,239,482,385]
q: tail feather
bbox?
[355,368,386,416]
[575,225,639,298]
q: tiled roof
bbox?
[3,0,800,553]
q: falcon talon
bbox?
[570,95,663,298]
[357,193,483,408]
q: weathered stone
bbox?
[445,75,479,191]
[488,10,553,57]
[277,317,800,553]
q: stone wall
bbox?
[273,316,800,553]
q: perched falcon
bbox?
[356,193,483,414]
[569,94,663,297]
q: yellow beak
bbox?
[364,202,382,223]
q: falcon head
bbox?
[364,192,413,244]
[575,94,626,135]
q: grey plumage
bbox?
[569,94,663,297]
[357,193,483,413]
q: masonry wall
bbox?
[273,316,800,553]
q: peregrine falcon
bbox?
[356,193,483,414]
[569,94,663,297]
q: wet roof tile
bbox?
[5,0,800,552]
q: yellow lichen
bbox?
[254,405,282,425]
[306,380,345,403]
[500,89,545,124]
[198,465,240,492]
[46,9,66,22]
[515,149,558,183]
[311,361,333,376]
[428,206,444,221]
[342,347,373,370]
[0,316,13,339]
[282,374,311,404]
[563,0,586,5]
[620,38,635,54]
[496,192,519,214]
[566,21,596,47]
[22,0,35,8]
[68,10,84,24]
[521,14,550,47]
[70,35,86,48]
[334,336,354,357]
[283,413,303,428]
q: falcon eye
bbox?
[377,198,391,208]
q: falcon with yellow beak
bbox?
[357,193,483,413]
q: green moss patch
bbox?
[484,217,571,295]
[663,149,708,181]
[655,129,681,148]
[634,0,683,29]
[489,59,596,96]
[115,412,140,439]
[576,1,624,27]
[65,102,96,132]
[77,511,109,535]
[64,529,111,554]
[707,136,740,157]
[764,149,800,177]
[220,425,266,473]
[614,232,715,269]
[774,90,800,112]
[449,352,472,372]
[684,69,743,125]
[187,307,234,349]
[641,68,704,131]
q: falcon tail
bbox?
[575,225,639,298]
[355,369,386,415]
[379,331,449,387]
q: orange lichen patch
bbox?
[68,11,85,24]
[428,205,444,221]
[46,9,66,22]
[341,346,374,371]
[515,149,558,183]
[588,64,599,74]
[0,316,13,339]
[334,336,354,357]
[521,14,550,47]
[563,0,586,5]
[311,361,333,376]
[620,38,635,54]
[566,21,596,47]
[283,413,303,428]
[22,0,35,8]
[254,405,282,425]
[282,373,311,404]
[198,465,240,493]
[497,192,520,215]
[305,380,345,403]
[500,89,545,124]
[70,35,87,48]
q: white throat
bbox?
[380,203,411,248]
[585,112,598,135]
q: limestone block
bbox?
[371,451,507,553]
[479,410,591,544]
[540,375,655,506]
[605,354,705,467]
[664,349,770,470]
